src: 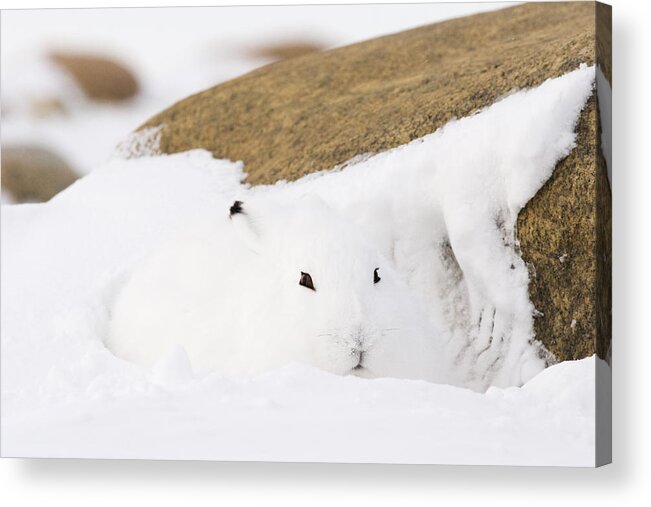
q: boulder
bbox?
[133,2,611,362]
[1,145,80,203]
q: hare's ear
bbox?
[229,200,245,218]
[228,200,262,253]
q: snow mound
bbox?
[1,65,597,464]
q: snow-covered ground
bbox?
[2,356,604,466]
[1,65,604,465]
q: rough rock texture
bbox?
[49,52,139,102]
[135,2,611,362]
[1,145,80,203]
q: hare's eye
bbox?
[299,272,316,291]
[374,268,381,284]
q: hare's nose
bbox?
[348,325,365,349]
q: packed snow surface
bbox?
[1,66,598,465]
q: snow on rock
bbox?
[1,66,597,464]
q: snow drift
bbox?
[1,65,599,465]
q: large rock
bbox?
[134,2,611,362]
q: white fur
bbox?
[106,195,452,383]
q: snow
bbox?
[1,66,600,465]
[2,357,603,466]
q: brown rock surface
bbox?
[49,52,139,102]
[1,145,80,203]
[135,2,611,362]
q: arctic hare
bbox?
[106,196,451,383]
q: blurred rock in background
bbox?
[3,51,141,121]
[241,40,326,62]
[2,49,146,175]
[48,52,140,103]
[28,97,68,118]
[1,145,80,203]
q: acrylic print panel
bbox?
[0,2,611,466]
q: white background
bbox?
[0,0,649,505]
